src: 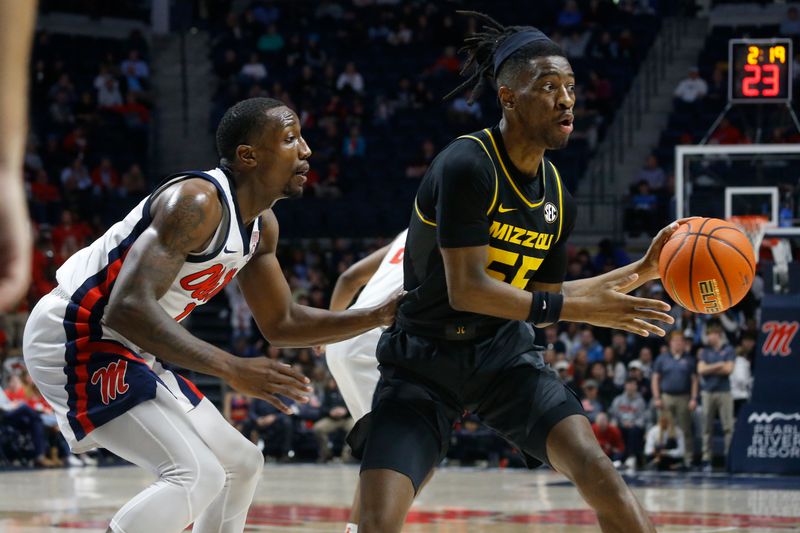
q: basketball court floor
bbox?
[1,464,799,532]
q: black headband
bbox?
[493,29,553,78]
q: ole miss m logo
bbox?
[91,360,129,405]
[761,321,799,357]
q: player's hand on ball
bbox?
[564,276,674,337]
[640,218,701,281]
[228,357,312,414]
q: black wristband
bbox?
[528,292,564,325]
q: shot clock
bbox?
[729,38,792,103]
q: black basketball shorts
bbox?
[347,320,586,492]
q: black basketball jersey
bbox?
[398,126,577,340]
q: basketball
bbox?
[658,218,755,314]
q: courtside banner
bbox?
[730,295,800,473]
[751,295,800,405]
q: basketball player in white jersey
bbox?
[325,229,406,533]
[22,97,400,533]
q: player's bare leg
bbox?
[546,415,656,532]
[349,468,432,527]
[358,469,416,533]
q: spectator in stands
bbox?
[257,24,285,53]
[96,73,123,108]
[645,410,686,471]
[216,49,241,80]
[557,0,583,29]
[448,91,482,125]
[780,6,800,37]
[673,67,707,106]
[589,31,619,60]
[581,379,604,423]
[313,377,354,462]
[697,322,735,471]
[653,331,698,466]
[626,180,660,237]
[388,22,413,46]
[51,210,92,256]
[555,360,570,383]
[574,327,604,363]
[634,346,654,380]
[120,50,148,95]
[610,330,633,365]
[591,240,628,274]
[118,163,147,199]
[336,61,365,94]
[562,29,591,59]
[60,158,92,201]
[342,126,366,159]
[240,52,268,82]
[0,382,56,467]
[587,70,613,114]
[710,118,748,145]
[632,154,666,191]
[404,139,436,179]
[90,157,119,193]
[627,360,652,403]
[610,377,647,469]
[589,361,619,409]
[543,325,568,356]
[29,169,62,225]
[428,45,461,76]
[304,35,327,69]
[604,346,627,389]
[449,414,500,466]
[592,412,625,464]
[249,397,293,460]
[731,332,754,416]
[223,391,251,436]
[49,90,75,128]
[48,73,76,104]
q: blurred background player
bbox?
[22,97,399,533]
[0,0,37,310]
[326,228,407,532]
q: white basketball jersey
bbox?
[349,229,407,310]
[55,167,260,338]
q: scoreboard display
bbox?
[729,38,792,103]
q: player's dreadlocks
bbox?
[444,11,566,104]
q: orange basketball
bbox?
[658,217,756,314]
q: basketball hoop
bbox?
[729,215,769,263]
[730,215,792,293]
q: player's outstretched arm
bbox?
[562,218,698,299]
[329,243,391,311]
[104,181,310,413]
[237,211,400,348]
[0,0,37,311]
[441,244,673,337]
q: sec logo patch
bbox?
[544,202,558,224]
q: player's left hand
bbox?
[689,398,698,412]
[639,217,701,282]
[372,289,405,327]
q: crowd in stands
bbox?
[207,0,668,238]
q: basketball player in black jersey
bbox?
[349,14,688,533]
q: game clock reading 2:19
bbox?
[729,38,792,103]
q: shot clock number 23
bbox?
[729,39,792,103]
